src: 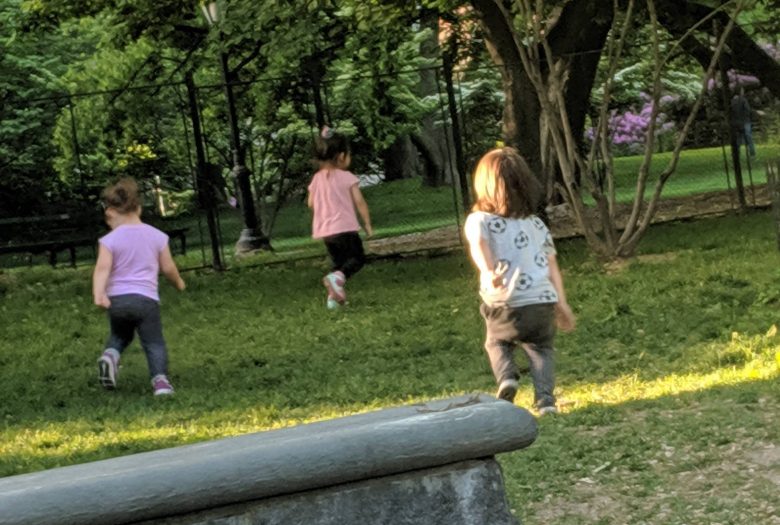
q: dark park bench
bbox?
[0,213,102,267]
[0,213,189,268]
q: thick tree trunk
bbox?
[410,133,446,187]
[655,0,780,101]
[471,0,612,182]
[546,1,614,152]
[417,8,454,187]
[470,0,541,175]
[382,135,420,182]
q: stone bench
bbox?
[0,395,537,525]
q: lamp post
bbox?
[201,1,270,253]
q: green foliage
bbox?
[51,35,195,195]
[0,0,92,215]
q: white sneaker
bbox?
[537,405,558,416]
[323,271,346,303]
[496,379,519,402]
[326,296,340,310]
[98,349,120,390]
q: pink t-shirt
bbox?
[308,168,360,239]
[99,224,169,301]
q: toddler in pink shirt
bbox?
[308,127,373,309]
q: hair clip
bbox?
[321,126,334,139]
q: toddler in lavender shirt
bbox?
[92,178,185,396]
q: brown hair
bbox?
[471,147,541,218]
[102,177,142,214]
[313,126,350,163]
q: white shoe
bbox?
[326,297,340,310]
[496,379,519,402]
[98,349,120,390]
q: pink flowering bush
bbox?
[587,93,679,156]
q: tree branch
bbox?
[656,0,780,100]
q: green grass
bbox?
[1,209,778,523]
[610,142,780,201]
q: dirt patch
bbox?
[366,186,772,257]
[530,441,780,524]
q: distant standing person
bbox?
[730,86,756,158]
[308,126,373,309]
[464,147,575,415]
[93,177,186,396]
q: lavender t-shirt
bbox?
[308,168,360,239]
[99,224,169,301]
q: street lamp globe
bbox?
[200,1,218,26]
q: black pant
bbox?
[480,303,556,409]
[105,294,168,378]
[323,231,365,278]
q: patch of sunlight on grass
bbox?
[563,352,777,411]
[2,396,464,465]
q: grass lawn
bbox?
[611,142,780,201]
[1,201,779,523]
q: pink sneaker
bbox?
[323,271,346,304]
[97,349,119,390]
[151,374,174,396]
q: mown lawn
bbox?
[1,208,778,523]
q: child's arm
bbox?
[92,244,113,308]
[548,254,575,332]
[307,191,313,209]
[468,236,494,276]
[159,245,186,291]
[464,217,506,288]
[350,184,373,237]
[468,237,508,289]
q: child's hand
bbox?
[555,302,576,332]
[94,294,111,309]
[364,224,374,238]
[175,277,186,291]
[490,260,509,289]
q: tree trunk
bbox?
[410,133,446,187]
[417,8,454,187]
[546,0,614,155]
[471,0,541,175]
[471,0,613,182]
[382,135,420,182]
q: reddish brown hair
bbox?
[471,147,541,218]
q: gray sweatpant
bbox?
[480,302,556,409]
[105,294,169,378]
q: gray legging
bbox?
[480,302,557,409]
[105,294,168,378]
